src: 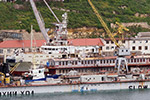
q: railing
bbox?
[55,57,150,68]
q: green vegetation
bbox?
[0,0,150,35]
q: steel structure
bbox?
[43,0,60,23]
[88,0,130,74]
[30,0,50,43]
[88,0,120,47]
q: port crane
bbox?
[30,0,50,43]
[30,0,68,46]
[88,0,130,73]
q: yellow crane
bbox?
[10,63,20,74]
[88,0,130,73]
[88,0,128,47]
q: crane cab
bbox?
[115,48,130,57]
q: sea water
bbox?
[1,89,150,100]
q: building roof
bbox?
[137,32,150,37]
[0,40,46,48]
[68,38,104,46]
[0,38,104,48]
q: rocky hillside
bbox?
[0,0,150,38]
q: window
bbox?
[133,40,135,43]
[111,46,114,49]
[132,46,135,50]
[106,46,109,50]
[101,77,105,81]
[111,41,113,44]
[48,48,51,50]
[146,40,148,43]
[0,49,3,53]
[106,41,109,44]
[145,46,148,50]
[7,49,11,53]
[45,48,48,50]
[139,46,142,50]
[122,40,125,43]
[59,62,61,65]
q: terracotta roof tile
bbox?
[68,38,104,46]
[0,38,104,48]
[0,40,46,48]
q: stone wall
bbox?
[111,22,150,29]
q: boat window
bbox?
[81,61,84,64]
[85,61,87,64]
[88,60,90,64]
[140,59,142,62]
[143,59,145,62]
[100,60,102,64]
[134,59,136,62]
[59,70,61,73]
[101,77,104,81]
[91,60,93,64]
[85,69,87,72]
[66,61,68,65]
[107,60,109,63]
[39,70,41,73]
[94,60,96,63]
[131,59,133,62]
[52,48,55,51]
[62,61,65,65]
[56,48,58,50]
[75,61,77,65]
[137,59,139,62]
[59,62,61,65]
[104,60,105,64]
[45,48,48,50]
[48,48,51,50]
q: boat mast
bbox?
[30,25,33,52]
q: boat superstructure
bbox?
[0,60,150,96]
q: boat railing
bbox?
[55,57,150,68]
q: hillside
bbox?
[0,0,150,38]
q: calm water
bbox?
[1,89,150,100]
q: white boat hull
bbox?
[0,80,149,96]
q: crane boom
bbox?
[30,0,49,43]
[43,0,60,23]
[88,0,119,47]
